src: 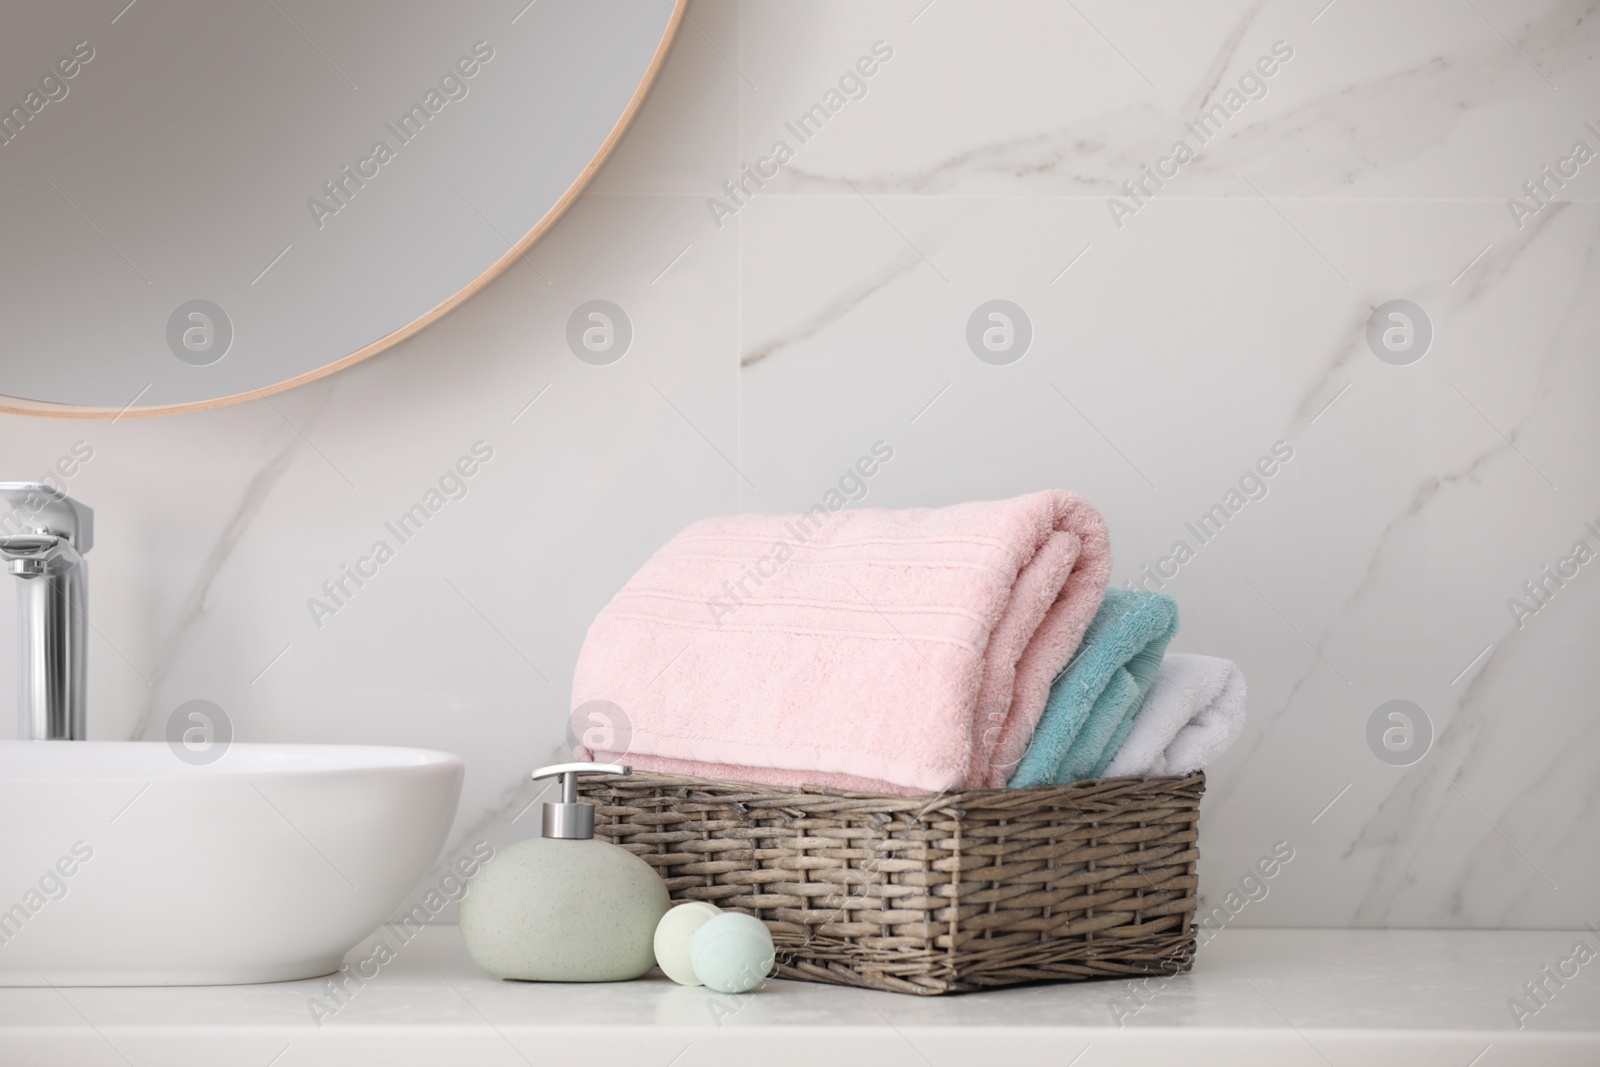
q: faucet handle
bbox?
[0,483,92,553]
[0,533,78,577]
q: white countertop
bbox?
[2,927,1596,1066]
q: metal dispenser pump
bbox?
[532,762,631,839]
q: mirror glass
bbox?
[0,0,679,416]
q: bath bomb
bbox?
[689,912,775,994]
[653,902,722,985]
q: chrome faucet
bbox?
[0,483,92,740]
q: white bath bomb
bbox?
[689,912,775,994]
[653,901,722,985]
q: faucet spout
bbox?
[0,484,93,741]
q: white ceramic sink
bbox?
[0,741,463,986]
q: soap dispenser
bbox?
[460,762,669,982]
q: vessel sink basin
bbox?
[0,742,463,986]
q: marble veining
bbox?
[741,247,926,366]
[771,1,1599,202]
[126,383,335,742]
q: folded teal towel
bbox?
[1007,588,1179,787]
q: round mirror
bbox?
[0,0,680,417]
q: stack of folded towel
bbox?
[572,490,1246,796]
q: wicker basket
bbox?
[579,770,1204,994]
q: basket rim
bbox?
[580,768,1204,800]
[578,769,1205,817]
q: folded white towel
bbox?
[1101,653,1246,777]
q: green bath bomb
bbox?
[653,901,722,985]
[689,912,775,994]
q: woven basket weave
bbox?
[579,770,1204,994]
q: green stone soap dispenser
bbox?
[460,762,669,981]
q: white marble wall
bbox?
[3,0,1596,928]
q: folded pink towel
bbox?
[573,490,1111,794]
